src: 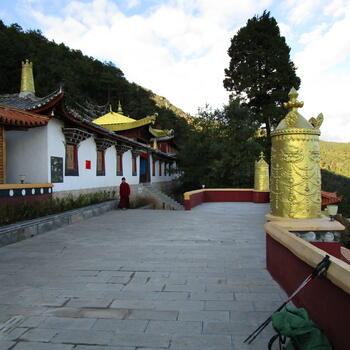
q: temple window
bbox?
[65,144,79,176]
[132,155,137,176]
[62,128,92,177]
[117,152,123,176]
[152,158,156,176]
[97,150,105,176]
[159,161,162,176]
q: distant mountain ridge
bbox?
[149,92,192,121]
[320,140,350,178]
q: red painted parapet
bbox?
[266,223,350,350]
[252,191,270,203]
[183,188,269,210]
[184,190,205,210]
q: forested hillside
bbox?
[320,141,350,178]
[0,20,189,142]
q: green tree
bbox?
[223,11,301,147]
[177,99,261,190]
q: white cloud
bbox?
[26,0,267,115]
[299,22,329,45]
[295,3,350,73]
[324,0,348,18]
[126,0,140,9]
[14,0,350,142]
[285,0,323,24]
[293,2,350,142]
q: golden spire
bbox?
[117,101,123,115]
[20,59,35,96]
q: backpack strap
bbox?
[268,334,288,350]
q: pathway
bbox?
[0,203,287,350]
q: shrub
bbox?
[0,191,117,226]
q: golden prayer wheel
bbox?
[270,88,323,219]
[254,152,269,191]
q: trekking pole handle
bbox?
[312,255,331,279]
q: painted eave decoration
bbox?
[149,125,174,138]
[0,104,49,127]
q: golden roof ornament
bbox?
[117,101,123,115]
[20,59,35,97]
[270,87,323,219]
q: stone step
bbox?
[142,184,183,210]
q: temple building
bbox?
[0,60,177,203]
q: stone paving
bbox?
[0,202,287,350]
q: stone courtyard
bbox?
[0,203,287,350]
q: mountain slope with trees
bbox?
[320,141,350,178]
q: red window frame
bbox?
[97,150,105,176]
[132,155,137,176]
[65,144,79,176]
[117,152,123,176]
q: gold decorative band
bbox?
[271,128,320,137]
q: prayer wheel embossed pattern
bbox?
[270,88,323,219]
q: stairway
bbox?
[142,183,183,210]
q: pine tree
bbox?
[223,11,300,143]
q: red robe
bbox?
[118,182,130,208]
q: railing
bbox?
[265,222,350,350]
[183,188,269,210]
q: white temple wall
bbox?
[150,155,174,183]
[47,118,141,193]
[6,126,48,184]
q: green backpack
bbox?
[269,308,332,350]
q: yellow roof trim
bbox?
[101,115,157,131]
[149,125,174,138]
[93,111,135,125]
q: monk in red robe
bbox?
[118,177,130,209]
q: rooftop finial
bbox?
[117,101,123,115]
[20,59,35,97]
[283,87,304,111]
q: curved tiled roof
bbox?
[0,89,63,111]
[0,105,49,127]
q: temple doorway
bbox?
[140,154,149,183]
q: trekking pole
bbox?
[243,255,331,345]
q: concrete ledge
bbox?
[0,200,117,248]
[266,222,350,350]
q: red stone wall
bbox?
[266,234,350,350]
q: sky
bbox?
[1,0,350,142]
